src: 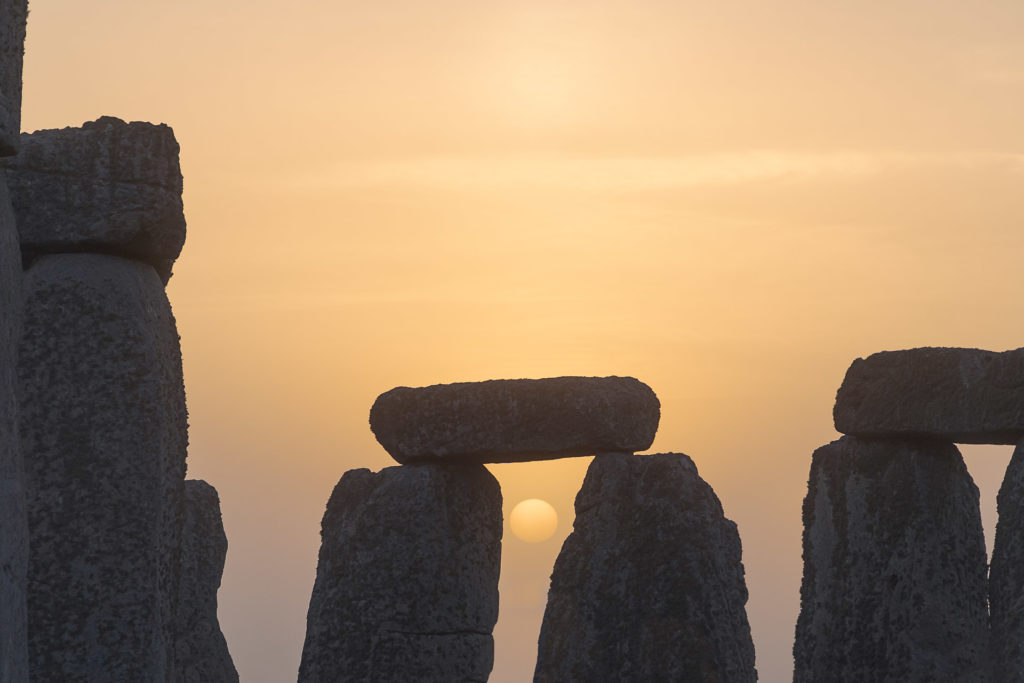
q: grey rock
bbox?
[0,175,27,681]
[535,452,757,683]
[19,254,188,682]
[990,437,1024,682]
[370,376,660,464]
[299,463,502,683]
[0,0,28,155]
[834,347,1024,444]
[175,480,238,683]
[6,116,185,281]
[793,436,991,683]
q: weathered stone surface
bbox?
[175,480,238,683]
[0,174,27,682]
[535,452,757,683]
[370,376,660,464]
[990,437,1024,682]
[6,116,185,280]
[834,347,1024,444]
[0,0,28,155]
[299,463,502,683]
[793,436,991,683]
[19,253,188,681]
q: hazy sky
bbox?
[19,1,1024,681]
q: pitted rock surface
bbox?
[534,452,757,683]
[20,254,188,682]
[0,0,28,155]
[6,116,185,280]
[793,436,991,683]
[370,376,660,464]
[0,173,27,681]
[175,480,238,683]
[990,437,1024,682]
[299,463,502,683]
[834,347,1024,444]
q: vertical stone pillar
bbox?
[0,1,29,680]
[991,437,1024,682]
[9,117,191,680]
[299,464,502,683]
[535,452,757,683]
[175,480,238,683]
[793,436,991,682]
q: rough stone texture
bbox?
[19,253,188,682]
[990,437,1024,682]
[0,0,28,155]
[299,463,502,683]
[535,452,757,683]
[793,436,991,683]
[175,480,238,683]
[834,347,1024,444]
[6,116,185,281]
[0,173,27,681]
[370,376,660,464]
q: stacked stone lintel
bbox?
[794,346,1024,682]
[0,1,29,680]
[9,117,235,681]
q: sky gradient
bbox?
[19,1,1024,680]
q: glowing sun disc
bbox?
[509,498,559,543]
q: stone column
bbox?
[0,1,29,680]
[990,437,1024,682]
[10,117,190,681]
[299,464,502,683]
[793,436,991,683]
[175,480,239,683]
[535,452,757,683]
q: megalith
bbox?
[0,1,30,680]
[370,376,660,464]
[535,452,757,683]
[299,463,502,683]
[793,436,991,683]
[19,254,188,681]
[175,480,238,683]
[990,437,1024,682]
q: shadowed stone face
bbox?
[299,463,502,683]
[175,480,239,683]
[6,116,186,281]
[535,452,757,683]
[990,438,1024,683]
[19,254,188,682]
[834,347,1024,444]
[0,0,28,155]
[370,376,661,464]
[793,436,991,683]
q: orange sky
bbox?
[19,1,1024,680]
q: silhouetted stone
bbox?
[0,0,28,155]
[6,116,185,281]
[990,437,1024,682]
[175,480,238,683]
[299,463,502,683]
[793,436,991,683]
[535,452,756,683]
[370,376,660,464]
[20,254,188,681]
[0,2,29,679]
[834,347,1024,444]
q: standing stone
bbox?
[0,1,29,680]
[834,347,1024,444]
[535,452,757,683]
[5,116,186,282]
[19,254,188,681]
[175,480,238,683]
[793,436,991,683]
[299,463,502,683]
[990,437,1024,682]
[370,376,661,464]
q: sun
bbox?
[509,498,559,543]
